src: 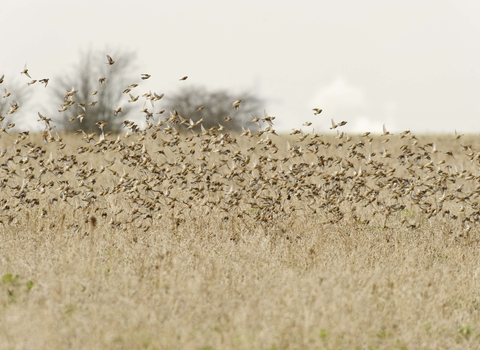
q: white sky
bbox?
[1,0,480,134]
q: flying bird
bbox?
[232,99,242,110]
[106,55,115,65]
[141,74,151,80]
[382,124,390,136]
[0,75,4,84]
[21,63,31,78]
[128,93,139,103]
[114,106,123,116]
[39,78,49,87]
[179,76,188,81]
[330,119,338,130]
[454,130,464,140]
[251,114,260,126]
[313,108,322,115]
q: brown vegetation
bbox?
[0,61,480,348]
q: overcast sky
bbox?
[2,1,480,134]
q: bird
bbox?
[39,78,49,87]
[21,63,31,78]
[96,121,107,130]
[0,75,4,84]
[179,76,188,81]
[197,106,204,112]
[454,130,464,140]
[114,106,123,116]
[106,55,115,65]
[128,93,139,103]
[99,77,106,85]
[37,112,51,122]
[251,114,260,126]
[58,105,68,113]
[330,119,338,129]
[232,99,242,110]
[382,124,390,136]
[141,74,151,80]
[313,108,322,115]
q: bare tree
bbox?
[0,76,32,131]
[163,85,264,133]
[52,49,137,133]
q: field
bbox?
[1,85,480,348]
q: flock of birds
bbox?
[0,55,479,234]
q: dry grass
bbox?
[1,205,479,349]
[0,127,479,349]
[0,69,480,348]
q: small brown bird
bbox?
[313,108,322,115]
[330,119,338,129]
[232,99,242,110]
[99,77,106,85]
[114,106,123,116]
[39,78,49,87]
[382,124,390,136]
[106,55,115,65]
[21,63,31,78]
[37,112,51,122]
[141,74,151,80]
[128,93,139,103]
[251,114,260,125]
[197,106,204,112]
[179,76,188,81]
[96,121,107,130]
[0,75,4,84]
